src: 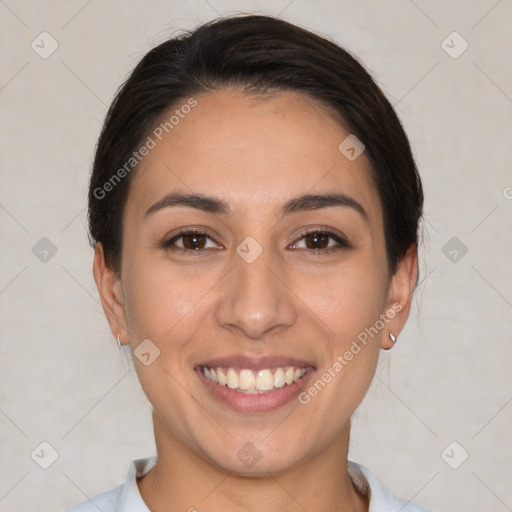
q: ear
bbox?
[93,243,129,346]
[380,244,418,350]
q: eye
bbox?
[162,229,223,251]
[290,230,350,252]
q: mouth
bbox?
[200,365,308,393]
[195,356,316,413]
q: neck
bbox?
[137,411,368,512]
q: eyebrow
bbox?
[144,191,368,222]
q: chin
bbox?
[198,436,311,477]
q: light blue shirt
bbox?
[66,456,431,512]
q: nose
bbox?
[215,250,298,340]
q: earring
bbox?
[389,333,397,344]
[116,333,123,349]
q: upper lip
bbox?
[197,354,316,370]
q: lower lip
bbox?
[195,367,316,413]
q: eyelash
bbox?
[292,228,351,253]
[161,228,351,254]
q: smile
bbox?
[196,360,315,413]
[201,366,307,393]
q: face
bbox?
[95,89,416,475]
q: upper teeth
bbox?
[202,366,307,393]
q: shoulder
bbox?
[64,456,156,512]
[64,484,123,512]
[348,461,431,512]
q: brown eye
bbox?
[303,232,330,249]
[162,229,223,252]
[182,233,207,249]
[290,230,350,253]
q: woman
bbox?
[68,14,429,512]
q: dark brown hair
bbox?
[88,14,423,276]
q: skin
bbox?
[94,89,418,512]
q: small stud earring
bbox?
[116,333,123,349]
[389,333,397,344]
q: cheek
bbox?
[121,252,222,342]
[296,259,387,342]
[294,264,384,432]
[120,255,215,408]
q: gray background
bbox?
[1,1,511,511]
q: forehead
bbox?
[126,89,382,224]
